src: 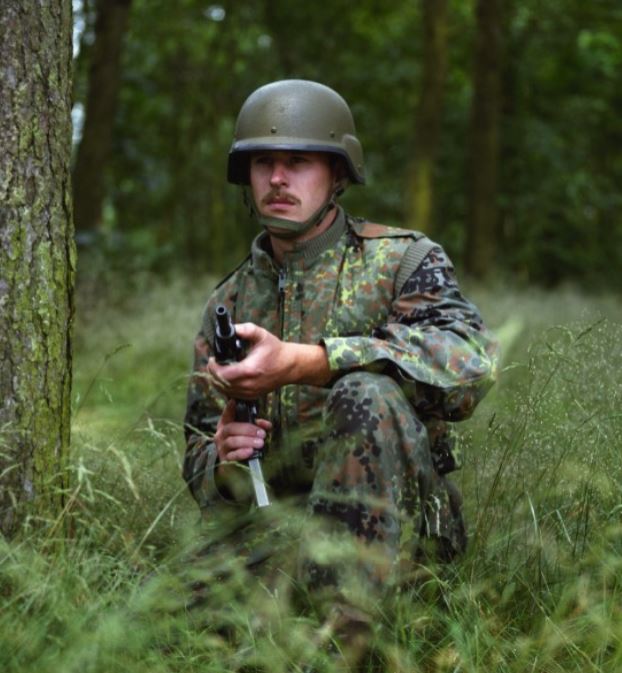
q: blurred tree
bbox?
[100,0,273,272]
[466,0,502,278]
[72,0,132,234]
[74,0,622,286]
[499,0,622,286]
[0,0,75,536]
[405,0,448,234]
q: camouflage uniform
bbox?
[183,207,498,591]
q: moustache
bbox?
[261,191,300,206]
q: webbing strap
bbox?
[395,236,437,296]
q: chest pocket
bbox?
[322,246,394,339]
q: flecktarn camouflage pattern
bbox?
[183,206,498,607]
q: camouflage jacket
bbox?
[183,208,498,508]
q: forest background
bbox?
[2,1,622,672]
[72,0,622,286]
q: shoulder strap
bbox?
[395,236,438,296]
[348,217,418,239]
[346,216,438,295]
[212,252,252,292]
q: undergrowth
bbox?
[1,273,621,672]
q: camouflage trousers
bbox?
[196,372,465,613]
[300,372,466,603]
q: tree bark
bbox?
[0,0,75,536]
[466,0,502,278]
[405,0,448,233]
[72,0,132,233]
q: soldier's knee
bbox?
[326,372,404,412]
[324,372,418,438]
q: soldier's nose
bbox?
[269,162,288,186]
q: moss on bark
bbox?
[0,0,75,536]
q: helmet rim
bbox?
[227,139,365,186]
[227,79,365,186]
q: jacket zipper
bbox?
[275,267,287,445]
[278,268,287,337]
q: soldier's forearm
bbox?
[284,342,332,387]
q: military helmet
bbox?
[227,79,365,186]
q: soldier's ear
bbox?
[330,156,349,192]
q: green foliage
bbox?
[2,275,621,672]
[496,0,622,286]
[71,0,622,285]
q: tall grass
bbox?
[1,272,620,672]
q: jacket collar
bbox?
[250,206,347,273]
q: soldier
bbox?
[183,79,498,659]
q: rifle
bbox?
[213,304,270,508]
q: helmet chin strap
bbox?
[243,186,343,241]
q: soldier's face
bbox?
[249,150,335,223]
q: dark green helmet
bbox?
[227,79,365,186]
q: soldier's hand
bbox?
[215,399,272,463]
[208,322,331,398]
[208,323,293,398]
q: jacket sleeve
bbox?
[321,245,499,421]
[182,316,229,509]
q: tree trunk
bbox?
[72,0,132,234]
[0,0,75,537]
[466,0,502,278]
[405,0,448,233]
